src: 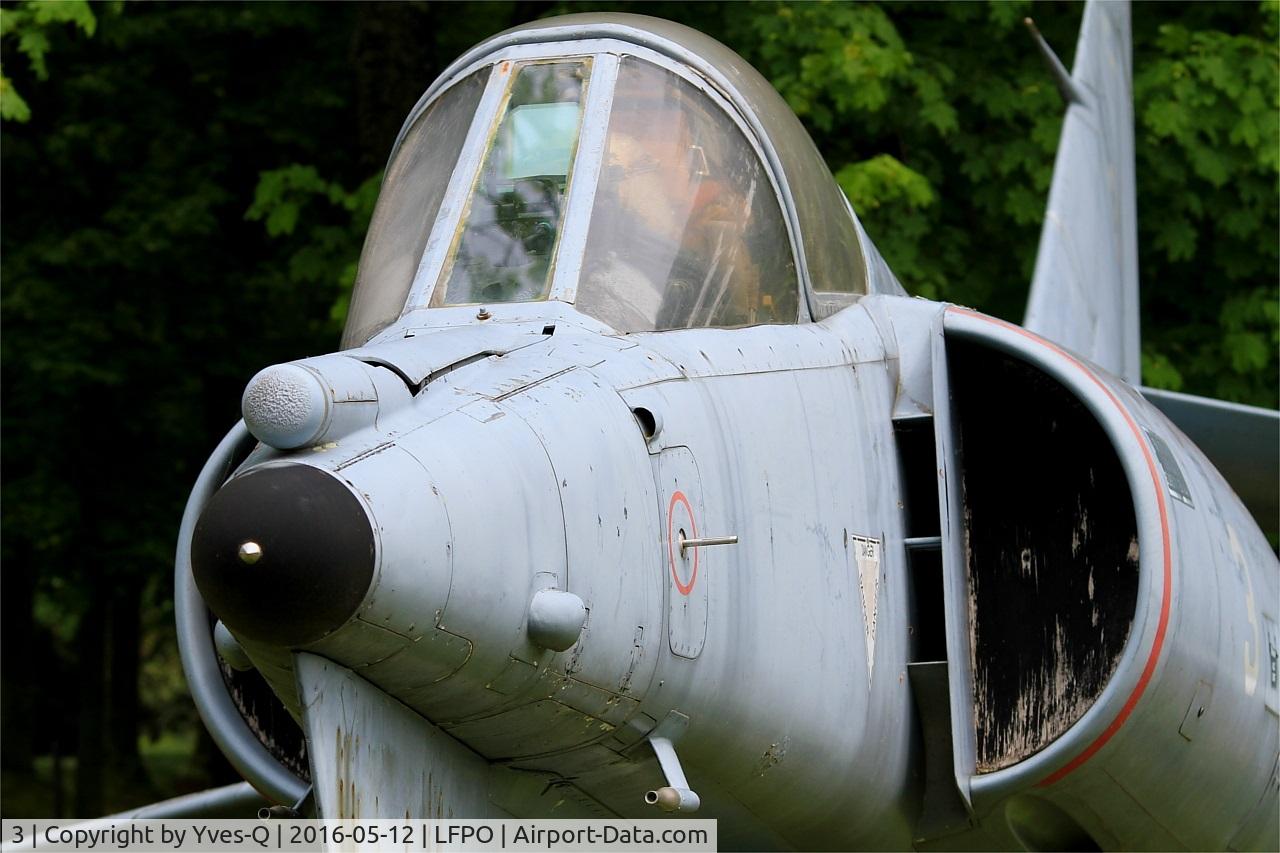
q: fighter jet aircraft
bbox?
[167,3,1278,849]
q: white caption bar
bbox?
[1,820,717,853]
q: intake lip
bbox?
[192,464,376,647]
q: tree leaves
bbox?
[737,2,1276,405]
[246,165,379,335]
[836,154,936,209]
[1130,5,1278,405]
[0,0,97,122]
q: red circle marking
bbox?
[946,307,1173,788]
[667,490,699,596]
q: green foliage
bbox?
[835,154,942,296]
[1132,4,1279,405]
[2,2,374,809]
[247,165,380,334]
[0,69,30,121]
[725,1,1069,316]
[0,0,97,122]
[726,1,964,301]
[1140,348,1184,392]
[724,1,1277,405]
[836,154,936,209]
[249,164,358,236]
[737,2,957,135]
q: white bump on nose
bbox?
[241,364,329,449]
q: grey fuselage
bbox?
[197,293,1278,850]
[178,10,1280,851]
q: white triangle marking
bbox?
[853,535,881,687]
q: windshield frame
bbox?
[368,38,809,340]
[426,54,615,309]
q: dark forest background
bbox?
[2,1,1276,817]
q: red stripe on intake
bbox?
[944,307,1172,787]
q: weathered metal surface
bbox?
[346,323,548,386]
[908,661,970,843]
[496,364,663,708]
[948,338,1139,773]
[115,782,268,819]
[657,447,708,659]
[646,735,700,812]
[944,308,1280,851]
[526,589,587,651]
[217,656,310,784]
[1024,0,1140,385]
[1140,385,1280,537]
[241,354,410,450]
[860,295,942,421]
[442,698,622,760]
[174,4,1280,850]
[174,421,310,806]
[295,653,502,820]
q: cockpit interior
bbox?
[341,20,902,350]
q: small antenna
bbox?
[1024,17,1085,106]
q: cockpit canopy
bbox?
[343,14,897,349]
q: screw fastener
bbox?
[238,541,264,565]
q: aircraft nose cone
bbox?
[191,465,376,646]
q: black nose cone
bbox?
[192,465,376,646]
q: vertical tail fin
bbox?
[1023,0,1139,384]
